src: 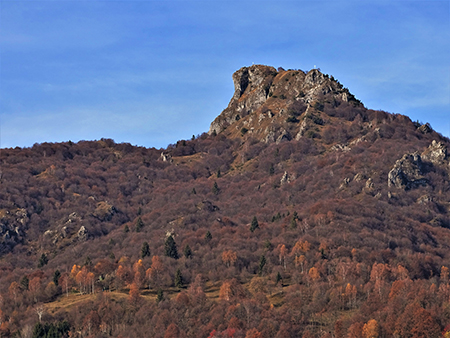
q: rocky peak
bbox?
[231,65,276,101]
[304,68,327,87]
[208,65,360,142]
[210,65,277,135]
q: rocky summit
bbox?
[209,65,361,143]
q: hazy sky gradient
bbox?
[1,0,449,149]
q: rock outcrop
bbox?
[196,200,220,212]
[0,208,27,254]
[209,65,277,135]
[417,123,433,134]
[422,140,448,164]
[93,201,116,221]
[77,226,88,241]
[208,65,361,143]
[388,152,428,189]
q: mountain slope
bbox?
[0,65,450,337]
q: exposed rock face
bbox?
[365,178,374,189]
[0,208,27,254]
[196,200,220,212]
[77,226,88,241]
[339,177,351,189]
[354,173,366,182]
[209,65,277,135]
[417,195,433,204]
[208,65,360,142]
[331,143,351,152]
[93,201,116,221]
[46,212,83,244]
[276,129,292,144]
[280,171,290,185]
[422,140,448,164]
[388,152,428,189]
[280,171,296,185]
[417,123,433,134]
[160,152,173,163]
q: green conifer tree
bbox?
[32,322,45,338]
[204,230,212,242]
[53,270,61,286]
[276,272,282,285]
[135,217,144,232]
[258,255,266,276]
[156,288,164,303]
[141,241,150,258]
[38,253,48,268]
[250,216,259,232]
[175,269,183,288]
[183,244,192,258]
[20,275,29,291]
[165,235,179,259]
[212,182,220,195]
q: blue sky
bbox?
[1,0,449,149]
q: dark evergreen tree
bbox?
[38,253,48,268]
[156,288,164,303]
[84,256,92,267]
[32,322,45,338]
[183,244,192,258]
[290,215,297,229]
[46,325,59,338]
[263,240,273,251]
[165,235,179,259]
[53,270,61,286]
[175,268,183,288]
[141,241,150,258]
[204,230,212,242]
[276,272,282,285]
[57,321,70,334]
[20,275,29,291]
[135,217,144,232]
[258,255,266,276]
[250,216,259,232]
[212,181,220,195]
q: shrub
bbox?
[286,116,299,123]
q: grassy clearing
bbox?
[43,279,288,316]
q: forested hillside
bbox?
[1,65,450,337]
